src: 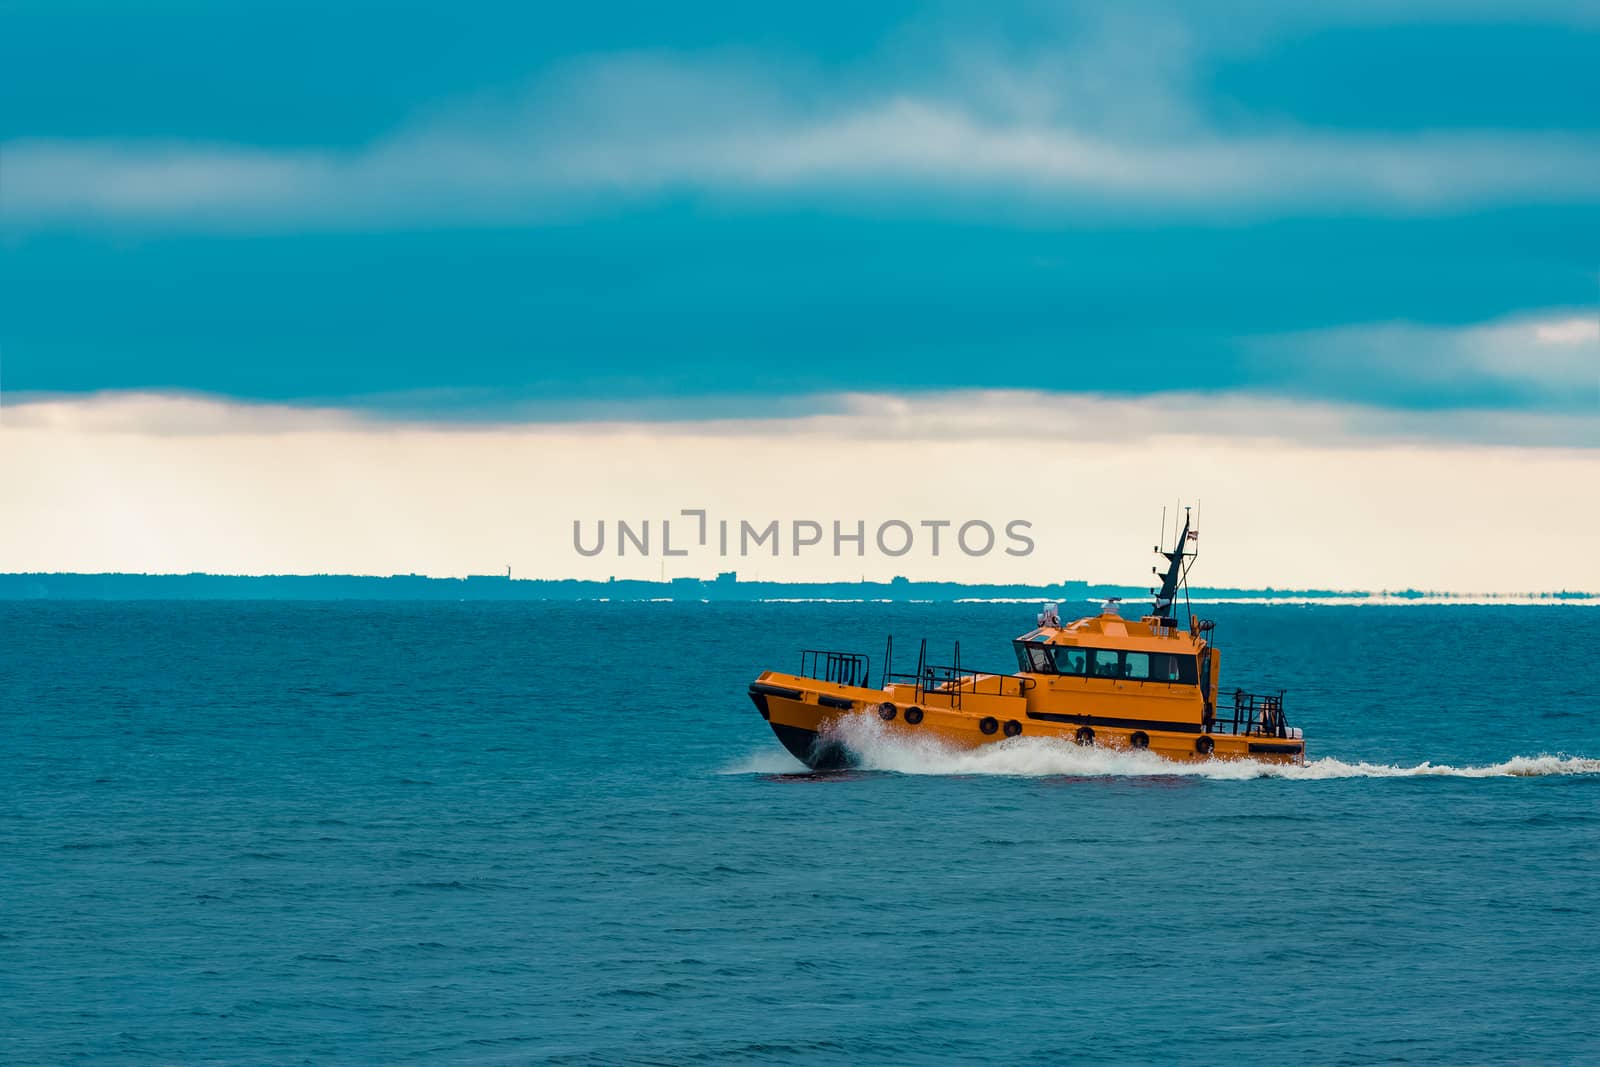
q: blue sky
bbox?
[4,1,1597,424]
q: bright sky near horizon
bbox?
[2,2,1597,588]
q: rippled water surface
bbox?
[4,602,1598,1064]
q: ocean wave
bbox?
[726,715,1600,781]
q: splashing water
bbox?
[726,714,1600,781]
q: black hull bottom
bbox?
[769,722,855,771]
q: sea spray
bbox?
[726,713,1600,781]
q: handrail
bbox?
[798,649,871,688]
[885,664,1035,706]
[1208,688,1291,737]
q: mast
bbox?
[1150,508,1194,621]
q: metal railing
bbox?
[1207,689,1290,737]
[882,636,1034,709]
[798,649,872,688]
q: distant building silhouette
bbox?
[0,572,1588,602]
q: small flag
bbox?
[1187,529,1199,541]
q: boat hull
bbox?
[748,672,1305,770]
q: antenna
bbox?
[1158,505,1167,552]
[1178,504,1197,620]
[1184,560,1193,624]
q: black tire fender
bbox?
[904,706,924,725]
[1130,731,1150,750]
[979,716,999,735]
[1195,735,1215,756]
[1003,719,1022,738]
[1075,727,1095,746]
[878,703,897,721]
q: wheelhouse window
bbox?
[1148,652,1199,684]
[1014,642,1056,674]
[1053,647,1087,675]
[1049,647,1199,683]
[1122,651,1150,680]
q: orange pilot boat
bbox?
[747,510,1305,768]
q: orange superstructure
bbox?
[747,510,1304,768]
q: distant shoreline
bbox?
[1,573,1593,604]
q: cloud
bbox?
[1534,318,1600,346]
[1243,311,1600,411]
[2,142,331,220]
[6,380,1595,450]
[0,390,367,436]
[8,303,1591,442]
[5,52,1598,231]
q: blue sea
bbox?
[4,602,1598,1064]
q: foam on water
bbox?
[726,714,1600,781]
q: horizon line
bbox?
[3,572,1595,601]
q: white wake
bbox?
[727,714,1600,781]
